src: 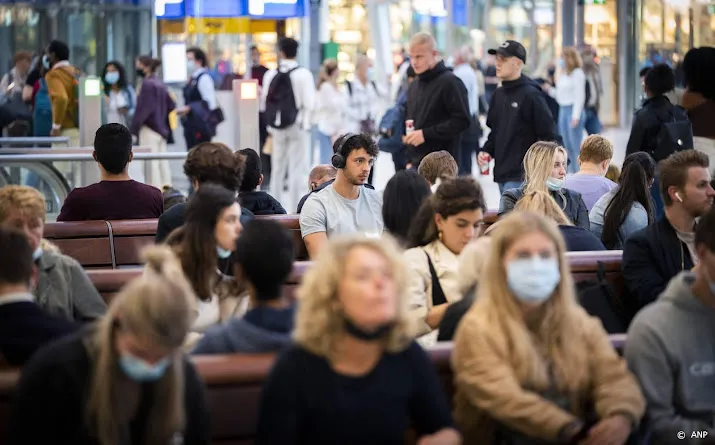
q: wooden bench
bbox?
[45,211,501,267]
[0,337,626,445]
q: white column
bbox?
[366,0,392,94]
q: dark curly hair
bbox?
[183,142,244,192]
[334,133,379,159]
[406,176,486,248]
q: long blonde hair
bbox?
[294,235,416,357]
[86,246,196,445]
[523,141,568,204]
[515,191,572,226]
[471,212,588,393]
[317,58,339,89]
[562,47,583,74]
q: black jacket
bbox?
[625,95,690,157]
[498,186,590,230]
[156,201,254,243]
[559,225,606,251]
[238,190,286,216]
[405,61,472,165]
[622,217,695,316]
[7,331,210,445]
[482,75,560,183]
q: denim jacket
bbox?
[589,188,649,249]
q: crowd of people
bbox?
[0,31,715,445]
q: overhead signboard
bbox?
[155,0,306,19]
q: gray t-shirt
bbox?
[299,184,384,238]
[564,174,617,210]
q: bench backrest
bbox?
[0,338,625,445]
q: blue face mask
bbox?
[367,67,375,81]
[42,55,50,70]
[32,247,43,261]
[119,353,170,382]
[507,257,561,303]
[546,177,564,192]
[557,59,565,69]
[104,71,120,85]
[216,246,232,259]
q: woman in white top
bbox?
[544,47,586,173]
[403,176,487,346]
[315,59,345,164]
[101,61,135,127]
[166,184,246,346]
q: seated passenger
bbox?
[162,185,186,211]
[166,184,245,345]
[156,142,253,243]
[296,164,337,213]
[606,163,621,184]
[257,235,461,445]
[7,246,210,445]
[417,150,458,192]
[515,190,605,251]
[625,205,715,445]
[0,186,106,321]
[499,141,590,229]
[452,212,645,444]
[237,148,286,215]
[0,228,78,366]
[193,219,295,354]
[623,150,714,316]
[382,170,431,246]
[57,124,163,221]
[300,133,383,259]
[563,134,617,210]
[590,152,655,249]
[403,176,486,345]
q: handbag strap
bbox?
[425,252,448,307]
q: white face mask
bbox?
[32,247,43,261]
[187,60,197,75]
[546,177,564,192]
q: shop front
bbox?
[0,0,152,78]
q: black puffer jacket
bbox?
[238,191,286,216]
[626,95,690,158]
[498,186,590,230]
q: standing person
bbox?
[6,246,210,445]
[315,59,345,164]
[262,37,316,213]
[44,40,80,145]
[177,47,220,151]
[482,54,498,106]
[477,40,559,193]
[542,47,587,172]
[452,46,482,175]
[0,51,32,134]
[582,50,603,135]
[130,55,176,189]
[681,47,715,166]
[403,32,471,169]
[100,61,135,127]
[245,44,271,187]
[342,55,381,136]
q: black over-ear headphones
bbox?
[331,133,358,169]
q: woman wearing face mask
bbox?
[0,186,106,322]
[451,212,645,445]
[257,235,461,445]
[499,141,590,230]
[542,47,587,173]
[130,55,175,189]
[314,59,346,164]
[101,61,135,127]
[7,246,210,445]
[403,176,487,346]
[166,183,245,345]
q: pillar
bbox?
[366,0,392,93]
[562,0,576,47]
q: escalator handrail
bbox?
[0,137,70,145]
[0,152,187,162]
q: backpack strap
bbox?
[425,252,448,307]
[345,80,353,96]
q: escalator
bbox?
[0,163,71,221]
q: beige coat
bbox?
[452,306,645,443]
[403,240,462,341]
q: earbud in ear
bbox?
[675,192,684,203]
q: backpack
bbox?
[651,108,693,162]
[265,67,299,129]
[584,77,591,108]
[377,97,406,154]
[345,80,380,98]
[576,262,629,333]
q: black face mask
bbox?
[136,69,146,78]
[343,317,394,342]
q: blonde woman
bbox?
[543,47,586,171]
[314,59,345,164]
[452,212,645,444]
[515,190,605,251]
[7,246,210,445]
[257,235,461,445]
[499,141,590,229]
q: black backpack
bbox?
[265,67,299,129]
[576,262,629,333]
[651,108,693,162]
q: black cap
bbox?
[488,40,527,64]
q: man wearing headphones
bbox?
[299,133,384,259]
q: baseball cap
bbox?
[488,40,527,63]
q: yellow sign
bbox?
[186,17,251,34]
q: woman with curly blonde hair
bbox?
[257,234,460,445]
[452,212,644,445]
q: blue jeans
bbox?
[318,131,333,165]
[584,107,602,135]
[558,105,585,173]
[498,181,523,194]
